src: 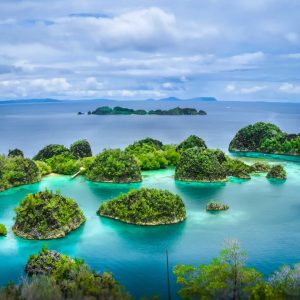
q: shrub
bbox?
[0,224,7,236]
[34,161,52,176]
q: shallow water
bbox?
[0,155,300,299]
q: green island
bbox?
[86,149,142,183]
[12,190,86,239]
[0,247,132,300]
[175,148,228,182]
[266,164,287,180]
[0,154,40,192]
[206,201,229,211]
[176,134,207,153]
[174,240,300,300]
[89,106,207,115]
[229,122,300,156]
[125,137,179,170]
[98,188,186,225]
[0,224,7,236]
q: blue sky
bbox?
[0,0,300,101]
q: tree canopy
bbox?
[98,188,186,225]
[70,139,92,158]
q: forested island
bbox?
[229,122,300,156]
[87,106,207,115]
[98,188,186,225]
[0,247,132,299]
[13,190,86,239]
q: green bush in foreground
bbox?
[0,224,7,236]
[174,240,300,300]
[175,148,227,182]
[98,188,186,225]
[0,155,40,192]
[13,190,86,239]
[0,248,132,300]
[34,160,52,176]
[86,149,142,183]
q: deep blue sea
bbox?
[0,100,300,299]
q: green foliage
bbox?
[13,190,86,239]
[125,138,179,170]
[229,122,300,155]
[174,240,262,300]
[8,149,24,157]
[34,160,52,176]
[224,158,252,179]
[70,139,92,158]
[266,165,287,180]
[98,188,186,225]
[175,148,227,182]
[0,248,132,300]
[33,144,70,161]
[91,106,207,115]
[176,135,207,153]
[45,154,80,175]
[0,155,40,192]
[250,162,271,173]
[148,107,206,115]
[86,149,142,183]
[0,224,7,236]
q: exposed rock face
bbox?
[13,190,86,240]
[98,188,186,225]
[206,201,229,211]
[266,165,287,180]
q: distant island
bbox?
[86,106,207,116]
[229,122,300,156]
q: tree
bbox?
[174,240,262,300]
[70,139,92,158]
[8,148,24,157]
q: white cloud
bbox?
[283,53,300,59]
[225,83,267,94]
[285,32,299,44]
[85,77,104,90]
[279,83,300,94]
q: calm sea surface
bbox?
[0,100,300,299]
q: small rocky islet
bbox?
[206,201,229,211]
[12,190,86,239]
[98,188,186,225]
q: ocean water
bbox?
[0,100,300,299]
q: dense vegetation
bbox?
[8,148,24,157]
[176,135,207,153]
[0,155,40,192]
[70,139,92,158]
[0,224,7,236]
[0,248,132,300]
[91,106,207,115]
[206,201,229,211]
[86,149,142,183]
[32,140,93,175]
[174,240,300,300]
[223,158,252,179]
[229,122,300,155]
[98,188,186,225]
[125,138,179,170]
[175,148,227,182]
[13,190,86,239]
[267,165,287,180]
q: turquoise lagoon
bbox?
[0,155,300,299]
